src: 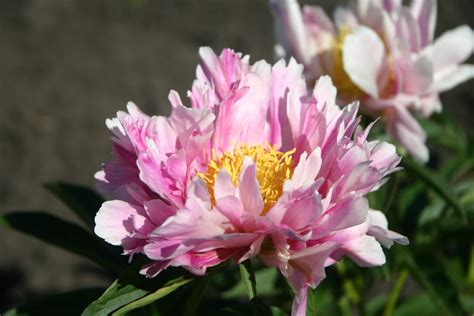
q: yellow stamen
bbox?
[197,144,295,215]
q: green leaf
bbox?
[460,293,474,313]
[183,274,211,316]
[223,267,278,299]
[83,263,190,316]
[240,260,258,316]
[0,211,126,273]
[240,261,257,301]
[401,158,467,222]
[365,294,388,316]
[404,250,466,316]
[82,278,149,316]
[417,197,444,227]
[393,293,437,316]
[112,277,193,315]
[397,183,424,219]
[420,115,468,153]
[44,182,104,230]
[4,288,105,316]
[270,306,288,316]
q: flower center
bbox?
[197,144,295,214]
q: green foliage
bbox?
[82,261,193,316]
[44,181,104,230]
[0,211,126,273]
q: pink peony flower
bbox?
[270,0,474,162]
[95,47,407,316]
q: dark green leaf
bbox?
[270,306,287,316]
[417,197,444,227]
[112,277,192,315]
[4,288,105,316]
[393,293,437,316]
[365,294,388,316]
[83,262,190,316]
[420,115,468,153]
[82,279,149,316]
[460,293,474,313]
[0,211,126,273]
[404,250,466,316]
[183,274,211,316]
[223,267,278,299]
[44,182,104,230]
[402,158,466,222]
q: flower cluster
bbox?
[95,48,407,316]
[271,0,474,162]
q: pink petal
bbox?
[402,50,434,94]
[433,25,473,72]
[433,64,474,92]
[214,169,237,200]
[270,0,310,64]
[342,235,386,266]
[411,0,437,47]
[385,106,429,162]
[368,210,409,248]
[284,148,322,192]
[334,7,358,30]
[144,199,177,226]
[95,200,143,246]
[302,5,335,36]
[314,195,369,236]
[215,195,245,226]
[239,158,264,215]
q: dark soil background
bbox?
[1,0,472,312]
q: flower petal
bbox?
[433,25,473,72]
[239,157,264,215]
[343,26,386,98]
[95,200,144,246]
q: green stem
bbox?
[383,269,409,316]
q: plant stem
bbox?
[383,269,409,316]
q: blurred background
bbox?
[1,0,472,312]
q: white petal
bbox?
[343,26,386,98]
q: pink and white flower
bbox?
[271,0,474,162]
[95,47,407,316]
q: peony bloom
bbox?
[95,47,408,316]
[270,0,474,162]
